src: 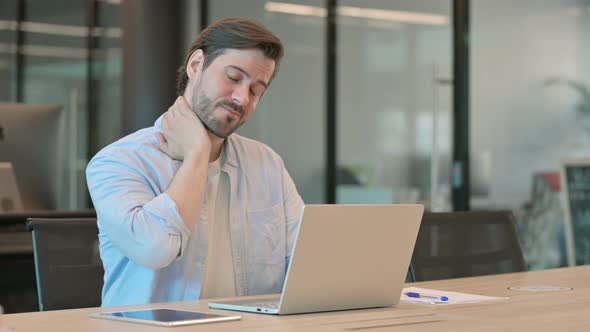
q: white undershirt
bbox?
[199,151,237,299]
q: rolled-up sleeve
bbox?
[87,150,191,270]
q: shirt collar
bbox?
[223,135,238,169]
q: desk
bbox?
[2,266,589,331]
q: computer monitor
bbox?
[0,162,24,213]
[0,103,65,211]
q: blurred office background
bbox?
[1,0,589,271]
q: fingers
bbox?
[158,96,209,161]
[161,111,171,134]
[155,131,168,151]
[177,95,192,111]
[167,96,194,123]
[169,96,191,113]
[156,131,167,144]
[167,96,184,116]
[167,99,178,118]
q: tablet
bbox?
[90,308,241,327]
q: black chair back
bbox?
[411,211,526,282]
[0,210,96,313]
[27,218,103,311]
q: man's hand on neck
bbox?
[158,97,213,230]
[156,96,211,162]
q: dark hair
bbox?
[176,17,284,96]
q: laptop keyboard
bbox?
[247,301,279,309]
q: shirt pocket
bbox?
[246,204,285,265]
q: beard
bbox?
[191,90,245,139]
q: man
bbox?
[86,18,304,307]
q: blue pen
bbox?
[405,292,449,302]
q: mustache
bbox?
[216,99,244,116]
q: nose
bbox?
[231,84,250,107]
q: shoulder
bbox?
[87,127,164,170]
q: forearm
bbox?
[165,148,210,230]
[107,201,187,269]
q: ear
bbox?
[186,49,205,81]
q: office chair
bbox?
[410,211,526,282]
[0,210,96,313]
[27,218,103,311]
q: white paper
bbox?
[401,287,509,305]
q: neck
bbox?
[208,132,225,162]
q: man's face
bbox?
[188,48,275,138]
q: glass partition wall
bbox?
[0,0,122,210]
[335,0,453,209]
[210,0,327,204]
[3,0,453,210]
[0,0,18,102]
[209,0,452,208]
[21,0,90,209]
[3,0,590,270]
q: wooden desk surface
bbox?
[2,266,589,332]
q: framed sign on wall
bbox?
[561,160,590,266]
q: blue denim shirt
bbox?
[86,115,304,307]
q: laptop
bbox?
[208,204,424,315]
